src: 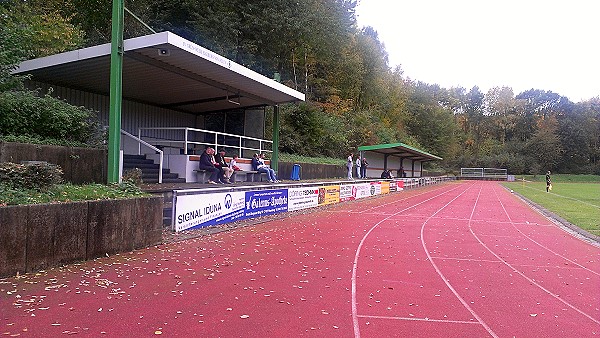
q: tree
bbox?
[0,1,85,91]
[525,116,563,172]
[405,82,460,160]
[1,0,84,59]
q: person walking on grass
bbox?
[546,170,552,192]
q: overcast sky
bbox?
[355,0,599,102]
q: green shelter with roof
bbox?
[357,143,442,178]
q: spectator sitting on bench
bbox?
[397,166,405,178]
[380,169,393,179]
[215,149,233,184]
[198,147,220,184]
[228,155,241,171]
[252,153,279,183]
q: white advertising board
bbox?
[174,191,245,231]
[288,187,319,211]
[354,183,372,199]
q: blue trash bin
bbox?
[290,164,301,181]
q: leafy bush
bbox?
[0,182,148,206]
[122,168,143,185]
[0,162,63,191]
[0,134,92,148]
[0,184,39,205]
[0,90,102,146]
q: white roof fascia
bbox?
[14,31,305,102]
[165,33,305,101]
[15,44,110,74]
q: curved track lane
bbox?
[1,181,598,337]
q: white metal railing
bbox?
[137,127,272,157]
[121,129,163,183]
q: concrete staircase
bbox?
[123,154,185,184]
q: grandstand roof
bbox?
[358,143,442,162]
[14,31,305,114]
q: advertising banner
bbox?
[339,184,357,202]
[174,191,246,231]
[354,183,371,199]
[381,181,390,194]
[318,185,340,205]
[369,182,382,196]
[288,187,319,211]
[173,178,414,232]
[244,189,288,217]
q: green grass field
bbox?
[517,174,600,183]
[503,178,600,236]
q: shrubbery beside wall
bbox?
[0,141,107,184]
[0,196,163,278]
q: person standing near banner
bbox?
[355,156,362,179]
[361,157,368,178]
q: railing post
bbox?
[137,128,141,155]
[158,152,163,183]
[184,127,189,155]
[214,133,218,151]
[239,137,242,158]
[271,105,280,172]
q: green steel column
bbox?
[271,105,280,172]
[107,0,124,183]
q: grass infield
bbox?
[503,178,599,236]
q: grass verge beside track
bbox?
[502,180,599,236]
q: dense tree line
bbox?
[1,0,598,174]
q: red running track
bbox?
[1,181,598,337]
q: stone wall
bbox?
[0,197,163,278]
[0,142,107,184]
[278,162,345,180]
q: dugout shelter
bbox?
[358,143,442,178]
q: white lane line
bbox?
[330,185,451,216]
[493,185,600,276]
[467,187,600,325]
[364,185,452,212]
[357,314,480,325]
[433,257,595,270]
[430,257,503,263]
[420,184,499,338]
[351,183,466,338]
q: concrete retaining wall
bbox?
[278,162,345,180]
[0,197,163,278]
[0,142,107,184]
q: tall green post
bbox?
[107,0,124,183]
[271,105,280,172]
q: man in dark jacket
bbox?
[198,147,220,184]
[215,149,233,183]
